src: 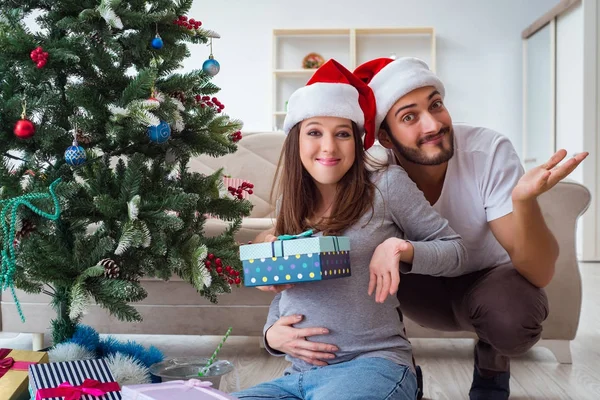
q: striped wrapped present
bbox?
[29,359,121,400]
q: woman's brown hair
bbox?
[271,121,379,236]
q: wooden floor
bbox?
[2,263,599,399]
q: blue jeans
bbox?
[231,357,418,400]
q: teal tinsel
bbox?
[98,336,164,368]
[0,178,62,321]
[70,324,101,352]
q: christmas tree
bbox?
[0,0,251,345]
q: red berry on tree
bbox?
[234,278,241,285]
[205,260,212,267]
[216,266,223,274]
[208,253,215,260]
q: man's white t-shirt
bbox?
[389,124,524,274]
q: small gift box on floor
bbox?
[240,230,351,287]
[122,379,238,400]
[0,348,48,400]
[29,358,121,400]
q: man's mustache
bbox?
[418,127,451,145]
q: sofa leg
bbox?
[538,339,572,364]
[32,333,44,351]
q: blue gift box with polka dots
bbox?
[240,236,351,286]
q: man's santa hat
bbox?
[354,57,445,135]
[283,59,377,149]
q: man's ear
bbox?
[377,128,394,149]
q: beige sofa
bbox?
[0,131,591,364]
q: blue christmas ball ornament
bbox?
[147,120,171,144]
[151,35,163,49]
[202,56,220,76]
[65,144,87,166]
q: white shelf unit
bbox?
[271,27,436,130]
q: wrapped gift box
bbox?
[240,234,351,287]
[29,358,121,400]
[122,379,238,400]
[0,348,48,400]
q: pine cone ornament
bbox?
[15,220,36,240]
[170,91,186,103]
[100,258,120,279]
[91,32,103,44]
[76,128,92,145]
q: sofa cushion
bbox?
[189,132,286,218]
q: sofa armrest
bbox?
[204,218,276,243]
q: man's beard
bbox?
[389,127,455,166]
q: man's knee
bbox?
[472,268,549,356]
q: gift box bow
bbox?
[35,378,121,400]
[0,349,38,378]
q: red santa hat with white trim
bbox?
[283,59,377,149]
[354,57,445,134]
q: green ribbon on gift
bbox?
[277,229,313,241]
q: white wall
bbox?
[556,4,584,183]
[186,0,560,152]
[556,3,586,257]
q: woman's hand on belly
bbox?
[266,314,339,366]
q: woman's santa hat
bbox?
[354,57,445,134]
[283,59,377,149]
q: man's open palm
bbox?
[512,149,589,202]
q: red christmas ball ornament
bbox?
[14,118,35,139]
